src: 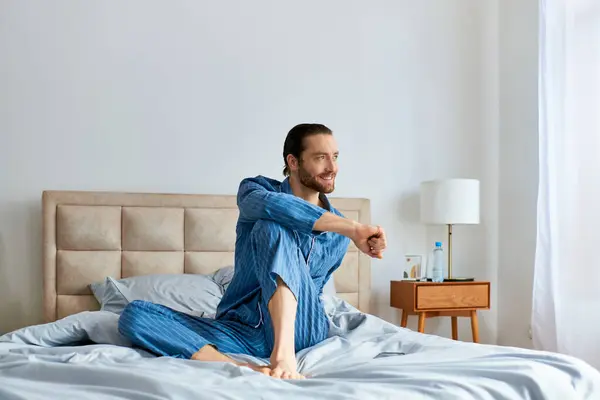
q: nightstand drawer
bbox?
[416,284,489,310]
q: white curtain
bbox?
[533,0,600,369]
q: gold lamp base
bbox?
[445,223,475,282]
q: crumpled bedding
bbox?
[1,296,599,400]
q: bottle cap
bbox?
[435,241,442,247]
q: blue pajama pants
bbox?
[118,219,330,359]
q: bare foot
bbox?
[192,345,271,376]
[190,345,304,379]
[243,364,272,376]
[269,357,305,380]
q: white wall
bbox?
[0,0,498,343]
[497,0,539,348]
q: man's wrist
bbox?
[343,218,360,240]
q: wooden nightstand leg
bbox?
[400,310,408,328]
[451,317,458,340]
[470,310,479,343]
[418,312,426,333]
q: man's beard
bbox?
[298,165,335,194]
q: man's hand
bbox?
[351,224,387,259]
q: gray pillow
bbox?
[209,265,235,291]
[0,311,132,348]
[90,273,224,317]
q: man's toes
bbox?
[282,371,291,379]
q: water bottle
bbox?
[432,242,444,282]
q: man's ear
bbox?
[287,154,299,172]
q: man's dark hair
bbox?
[282,123,333,176]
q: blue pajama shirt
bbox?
[118,176,350,359]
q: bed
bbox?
[1,190,599,399]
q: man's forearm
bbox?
[313,212,359,239]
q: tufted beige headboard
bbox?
[42,190,371,323]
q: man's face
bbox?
[296,134,339,194]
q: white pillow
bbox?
[323,275,337,295]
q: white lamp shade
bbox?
[420,179,480,224]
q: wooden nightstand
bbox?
[390,280,490,342]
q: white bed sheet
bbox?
[1,297,599,400]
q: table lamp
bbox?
[420,179,480,281]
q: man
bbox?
[118,123,387,380]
